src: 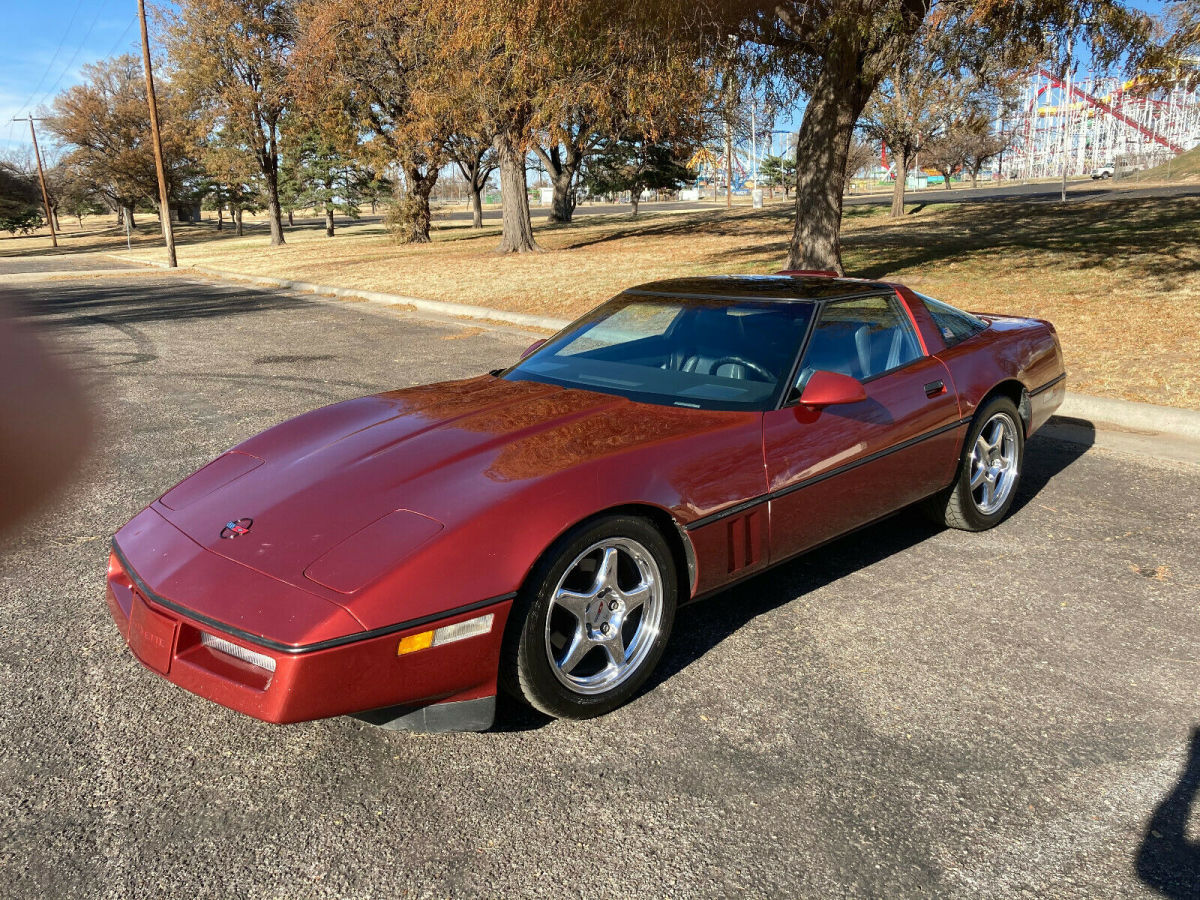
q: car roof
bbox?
[623,274,894,303]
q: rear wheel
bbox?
[925,396,1024,531]
[502,515,677,719]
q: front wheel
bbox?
[924,396,1025,531]
[501,515,677,719]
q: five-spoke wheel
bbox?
[545,538,665,695]
[502,516,677,719]
[968,412,1019,515]
[925,395,1025,531]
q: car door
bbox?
[762,292,961,562]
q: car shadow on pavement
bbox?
[1136,728,1200,899]
[491,423,1096,733]
[647,425,1095,694]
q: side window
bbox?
[795,295,922,390]
[917,292,988,347]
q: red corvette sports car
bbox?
[106,273,1065,731]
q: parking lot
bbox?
[1,264,1198,898]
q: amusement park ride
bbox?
[681,69,1200,193]
[1004,70,1200,179]
[686,131,795,193]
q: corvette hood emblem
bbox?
[220,517,253,539]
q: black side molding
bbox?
[685,416,970,531]
[1030,372,1067,396]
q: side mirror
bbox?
[798,370,867,407]
[520,339,547,360]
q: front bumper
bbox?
[105,545,512,726]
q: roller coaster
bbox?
[1005,71,1200,178]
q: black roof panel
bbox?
[625,274,892,303]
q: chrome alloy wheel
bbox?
[970,412,1020,515]
[544,538,665,695]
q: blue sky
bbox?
[1,0,1171,159]
[1,0,145,157]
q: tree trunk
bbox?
[324,205,335,237]
[786,70,871,273]
[493,132,539,253]
[259,124,286,245]
[216,202,224,232]
[457,151,487,229]
[287,209,294,227]
[265,185,285,245]
[469,186,483,228]
[783,0,927,271]
[942,169,952,190]
[536,137,585,225]
[891,151,909,217]
[396,163,436,243]
[122,205,136,231]
[631,194,640,216]
[549,168,576,223]
[234,206,244,237]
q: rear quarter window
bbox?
[918,293,988,347]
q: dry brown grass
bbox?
[5,194,1198,407]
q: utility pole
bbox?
[14,117,58,249]
[138,0,177,267]
[1060,14,1078,204]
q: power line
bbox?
[31,0,114,114]
[6,8,138,151]
[102,13,139,59]
[13,0,87,118]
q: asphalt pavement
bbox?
[1,265,1199,899]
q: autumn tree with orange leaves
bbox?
[167,0,294,246]
[45,55,198,232]
[444,0,709,250]
[291,0,449,244]
[293,0,708,251]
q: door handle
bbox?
[924,380,945,398]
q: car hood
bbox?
[153,375,733,594]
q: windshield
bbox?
[504,292,814,410]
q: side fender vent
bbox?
[726,510,765,574]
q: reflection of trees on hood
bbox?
[378,375,736,484]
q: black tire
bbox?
[924,396,1025,532]
[501,514,678,719]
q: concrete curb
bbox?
[105,253,1199,444]
[1057,394,1200,441]
[107,254,570,332]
